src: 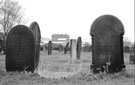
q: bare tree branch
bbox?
[0,0,25,37]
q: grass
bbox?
[0,51,134,85]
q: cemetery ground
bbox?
[0,51,134,85]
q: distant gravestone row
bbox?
[6,21,41,72]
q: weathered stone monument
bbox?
[70,39,77,61]
[90,15,125,73]
[77,36,82,59]
[48,40,52,55]
[6,25,35,72]
[30,21,41,69]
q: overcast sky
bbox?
[18,0,134,43]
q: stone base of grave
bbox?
[90,64,126,73]
[37,62,82,79]
[69,59,81,64]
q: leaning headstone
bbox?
[90,15,125,73]
[6,25,35,72]
[30,21,41,69]
[70,39,77,62]
[76,36,82,59]
[48,40,52,55]
[64,42,69,54]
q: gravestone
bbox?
[90,15,125,73]
[44,44,48,51]
[30,21,41,69]
[48,41,52,55]
[0,39,2,53]
[76,36,82,59]
[64,42,69,54]
[43,45,47,52]
[70,39,77,61]
[58,44,63,52]
[2,39,6,54]
[6,25,35,72]
[129,48,135,64]
[82,45,92,52]
[124,46,130,53]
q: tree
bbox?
[0,0,24,37]
[0,0,25,54]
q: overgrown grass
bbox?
[0,52,134,85]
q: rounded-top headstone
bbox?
[30,21,41,69]
[48,40,52,55]
[90,15,124,36]
[77,36,82,59]
[6,25,35,72]
[90,15,125,73]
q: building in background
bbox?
[52,34,70,46]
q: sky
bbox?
[18,0,134,43]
